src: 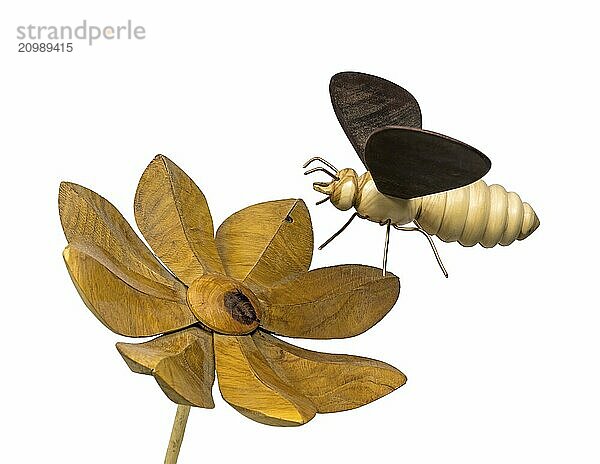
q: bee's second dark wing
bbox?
[365,127,492,199]
[330,72,422,167]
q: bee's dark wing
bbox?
[330,72,422,167]
[365,127,491,199]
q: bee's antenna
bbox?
[318,212,358,250]
[304,167,339,180]
[303,156,339,172]
[393,222,449,278]
[316,196,329,206]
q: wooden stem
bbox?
[164,405,191,464]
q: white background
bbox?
[1,1,598,463]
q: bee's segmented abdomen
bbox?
[416,180,539,248]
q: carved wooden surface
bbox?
[313,170,539,247]
[417,180,540,247]
[214,333,317,426]
[165,405,191,464]
[60,154,406,435]
[215,199,313,291]
[329,71,422,165]
[187,274,261,335]
[134,155,224,285]
[213,330,406,426]
[63,245,195,337]
[252,331,406,413]
[259,265,400,339]
[117,327,215,408]
[365,126,491,199]
[309,71,540,251]
[59,181,186,301]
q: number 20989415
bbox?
[18,42,73,52]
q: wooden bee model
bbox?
[305,72,540,276]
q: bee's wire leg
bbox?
[302,156,339,172]
[318,212,358,250]
[413,221,448,278]
[393,222,449,278]
[315,196,330,206]
[382,219,391,276]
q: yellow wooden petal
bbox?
[59,181,186,302]
[134,155,224,285]
[253,331,406,413]
[64,245,197,337]
[116,327,215,408]
[215,199,313,290]
[213,334,316,426]
[259,265,400,339]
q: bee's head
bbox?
[312,168,358,211]
[303,157,358,210]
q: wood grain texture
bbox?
[365,127,491,200]
[117,327,215,408]
[418,180,540,247]
[519,202,540,240]
[355,171,421,225]
[330,71,422,166]
[412,183,446,234]
[215,199,313,291]
[418,181,539,247]
[64,245,196,337]
[187,275,261,335]
[134,155,224,286]
[59,181,186,302]
[252,331,406,412]
[328,168,359,211]
[317,172,539,247]
[60,157,410,435]
[213,333,316,426]
[500,191,524,246]
[259,265,400,339]
[435,183,470,242]
[165,405,190,464]
[455,180,490,247]
[479,184,508,247]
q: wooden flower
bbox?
[59,155,405,427]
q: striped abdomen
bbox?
[416,180,539,247]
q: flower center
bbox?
[187,274,261,335]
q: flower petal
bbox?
[213,334,316,426]
[259,265,400,339]
[59,181,185,301]
[64,245,197,337]
[134,155,224,285]
[252,331,406,412]
[215,199,313,290]
[116,327,215,408]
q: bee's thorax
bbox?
[313,168,420,225]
